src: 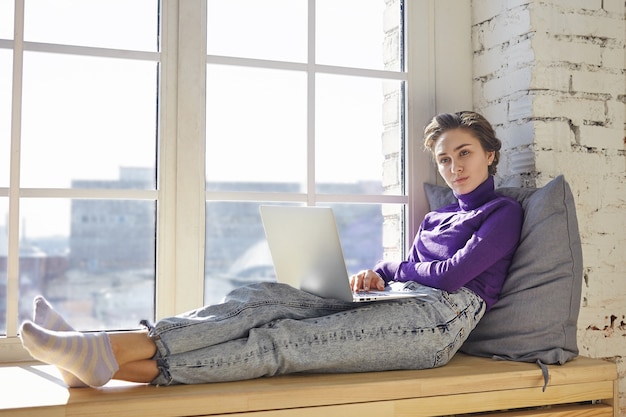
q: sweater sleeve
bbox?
[374,201,523,293]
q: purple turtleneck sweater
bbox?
[374,176,523,311]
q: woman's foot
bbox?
[32,296,88,387]
[20,321,119,387]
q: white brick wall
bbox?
[381,0,403,260]
[472,0,626,413]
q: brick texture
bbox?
[472,0,625,412]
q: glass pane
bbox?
[20,52,157,188]
[0,0,13,40]
[327,203,385,275]
[204,202,401,305]
[207,0,307,62]
[206,65,307,188]
[17,198,155,330]
[0,49,10,187]
[205,201,281,305]
[24,0,158,52]
[317,0,393,70]
[316,75,404,195]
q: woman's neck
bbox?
[454,176,496,211]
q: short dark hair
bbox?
[423,111,501,175]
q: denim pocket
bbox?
[434,326,466,367]
[440,290,460,313]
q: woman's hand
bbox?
[349,270,386,292]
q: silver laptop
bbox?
[259,205,436,303]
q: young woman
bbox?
[20,111,523,387]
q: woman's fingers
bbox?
[373,274,385,290]
[350,270,384,291]
[363,271,384,291]
[350,271,365,291]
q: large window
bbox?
[0,0,456,362]
[203,0,408,303]
[1,0,159,344]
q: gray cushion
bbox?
[424,176,582,364]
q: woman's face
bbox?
[434,128,495,195]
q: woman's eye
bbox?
[460,150,470,156]
[439,158,449,164]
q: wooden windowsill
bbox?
[0,354,618,417]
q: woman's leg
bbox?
[153,285,485,385]
[24,296,161,386]
[109,332,159,383]
[21,283,485,386]
[114,360,159,383]
[20,324,160,385]
[20,283,352,387]
[112,282,354,384]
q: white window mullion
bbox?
[155,0,179,319]
[405,0,437,242]
[6,0,25,340]
[306,0,316,206]
[158,0,210,318]
[404,0,472,243]
[171,0,207,314]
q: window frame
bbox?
[0,0,471,362]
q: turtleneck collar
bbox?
[454,175,497,211]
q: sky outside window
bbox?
[205,0,395,186]
[20,52,157,189]
[0,49,10,188]
[207,0,307,63]
[23,0,158,51]
[0,1,14,40]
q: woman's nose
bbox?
[451,160,462,173]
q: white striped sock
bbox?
[20,321,119,387]
[32,296,88,387]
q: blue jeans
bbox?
[150,282,485,385]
